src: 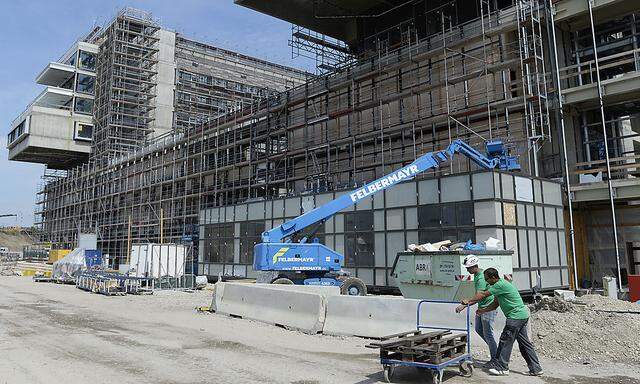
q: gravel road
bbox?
[0,276,638,384]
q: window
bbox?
[78,51,96,71]
[345,211,373,232]
[75,74,95,94]
[74,122,93,142]
[7,119,27,144]
[64,52,76,67]
[418,202,475,244]
[74,97,93,115]
[239,221,265,264]
[345,232,375,267]
[344,212,374,267]
[203,223,234,263]
[60,75,74,90]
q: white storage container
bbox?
[129,243,186,278]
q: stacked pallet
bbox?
[366,330,468,364]
[76,271,153,296]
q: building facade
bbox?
[7,1,640,290]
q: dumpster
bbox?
[390,250,514,300]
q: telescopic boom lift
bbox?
[253,139,519,295]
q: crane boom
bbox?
[0,214,17,218]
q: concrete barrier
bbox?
[323,295,418,338]
[209,282,509,345]
[251,283,341,299]
[211,282,333,334]
[323,295,507,343]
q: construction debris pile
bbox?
[407,237,503,253]
[530,295,640,364]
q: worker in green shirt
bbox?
[454,256,497,360]
[460,267,543,377]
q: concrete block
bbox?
[212,282,329,334]
[323,295,418,338]
[554,289,576,301]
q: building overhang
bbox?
[234,0,407,46]
[33,87,74,110]
[562,72,640,108]
[9,142,90,170]
[36,62,75,87]
[554,0,638,29]
[572,179,640,202]
[7,104,91,169]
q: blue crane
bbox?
[253,139,519,295]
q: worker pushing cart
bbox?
[454,255,498,361]
[459,267,544,377]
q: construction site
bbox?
[2,0,640,383]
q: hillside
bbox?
[0,228,36,252]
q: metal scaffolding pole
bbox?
[548,0,579,289]
[587,0,622,291]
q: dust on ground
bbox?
[0,277,638,384]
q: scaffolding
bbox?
[91,8,160,161]
[34,0,557,265]
[174,36,307,132]
[290,25,355,73]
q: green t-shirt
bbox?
[474,271,494,309]
[488,279,529,320]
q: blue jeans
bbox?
[491,318,542,373]
[475,309,498,360]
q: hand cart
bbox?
[367,299,473,384]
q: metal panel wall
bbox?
[198,171,569,290]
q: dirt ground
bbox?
[0,276,638,384]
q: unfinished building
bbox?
[7,8,308,260]
[8,1,640,291]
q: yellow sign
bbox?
[272,247,289,264]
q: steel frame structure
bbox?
[37,1,551,268]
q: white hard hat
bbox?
[463,255,479,268]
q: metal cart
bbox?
[374,299,474,384]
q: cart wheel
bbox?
[383,365,394,383]
[431,370,443,384]
[459,361,474,377]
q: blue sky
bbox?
[0,1,314,227]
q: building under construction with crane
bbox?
[7,1,640,292]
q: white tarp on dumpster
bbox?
[52,248,86,282]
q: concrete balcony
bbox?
[6,39,98,170]
[7,94,92,169]
[36,62,75,88]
